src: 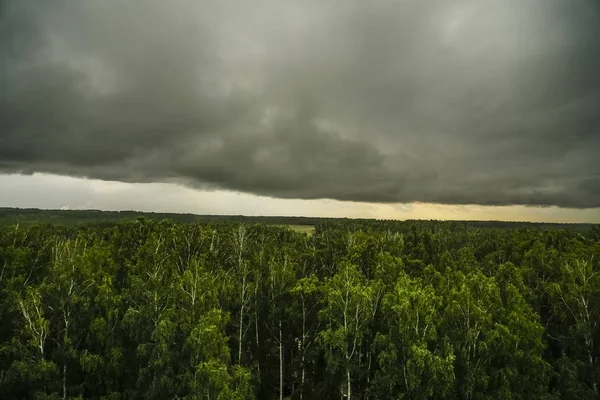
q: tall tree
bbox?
[230,225,253,366]
[373,273,454,399]
[265,253,295,400]
[291,274,321,400]
[320,261,374,400]
[45,237,95,399]
[549,251,600,396]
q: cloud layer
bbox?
[1,0,599,207]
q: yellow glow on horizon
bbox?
[0,173,599,224]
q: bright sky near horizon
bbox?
[1,174,598,223]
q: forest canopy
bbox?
[1,215,599,399]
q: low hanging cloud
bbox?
[1,0,599,208]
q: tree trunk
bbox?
[63,362,67,400]
[279,319,283,400]
[238,305,244,364]
[63,313,69,400]
[366,349,372,396]
[255,302,260,374]
[586,336,598,394]
[300,352,306,400]
[300,298,306,400]
[346,367,351,400]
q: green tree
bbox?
[549,253,600,396]
[320,261,375,400]
[265,253,295,400]
[45,237,95,399]
[291,274,321,400]
[373,273,454,399]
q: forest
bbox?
[1,216,599,399]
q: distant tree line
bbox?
[0,207,595,232]
[1,218,599,399]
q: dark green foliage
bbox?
[1,217,599,399]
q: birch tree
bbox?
[291,274,320,400]
[266,253,295,400]
[320,261,374,400]
[549,254,600,396]
[45,237,95,399]
[373,273,454,399]
[230,225,253,366]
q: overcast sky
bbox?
[1,0,599,222]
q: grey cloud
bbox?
[1,0,599,208]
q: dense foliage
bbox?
[1,218,599,399]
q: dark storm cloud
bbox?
[1,0,600,207]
